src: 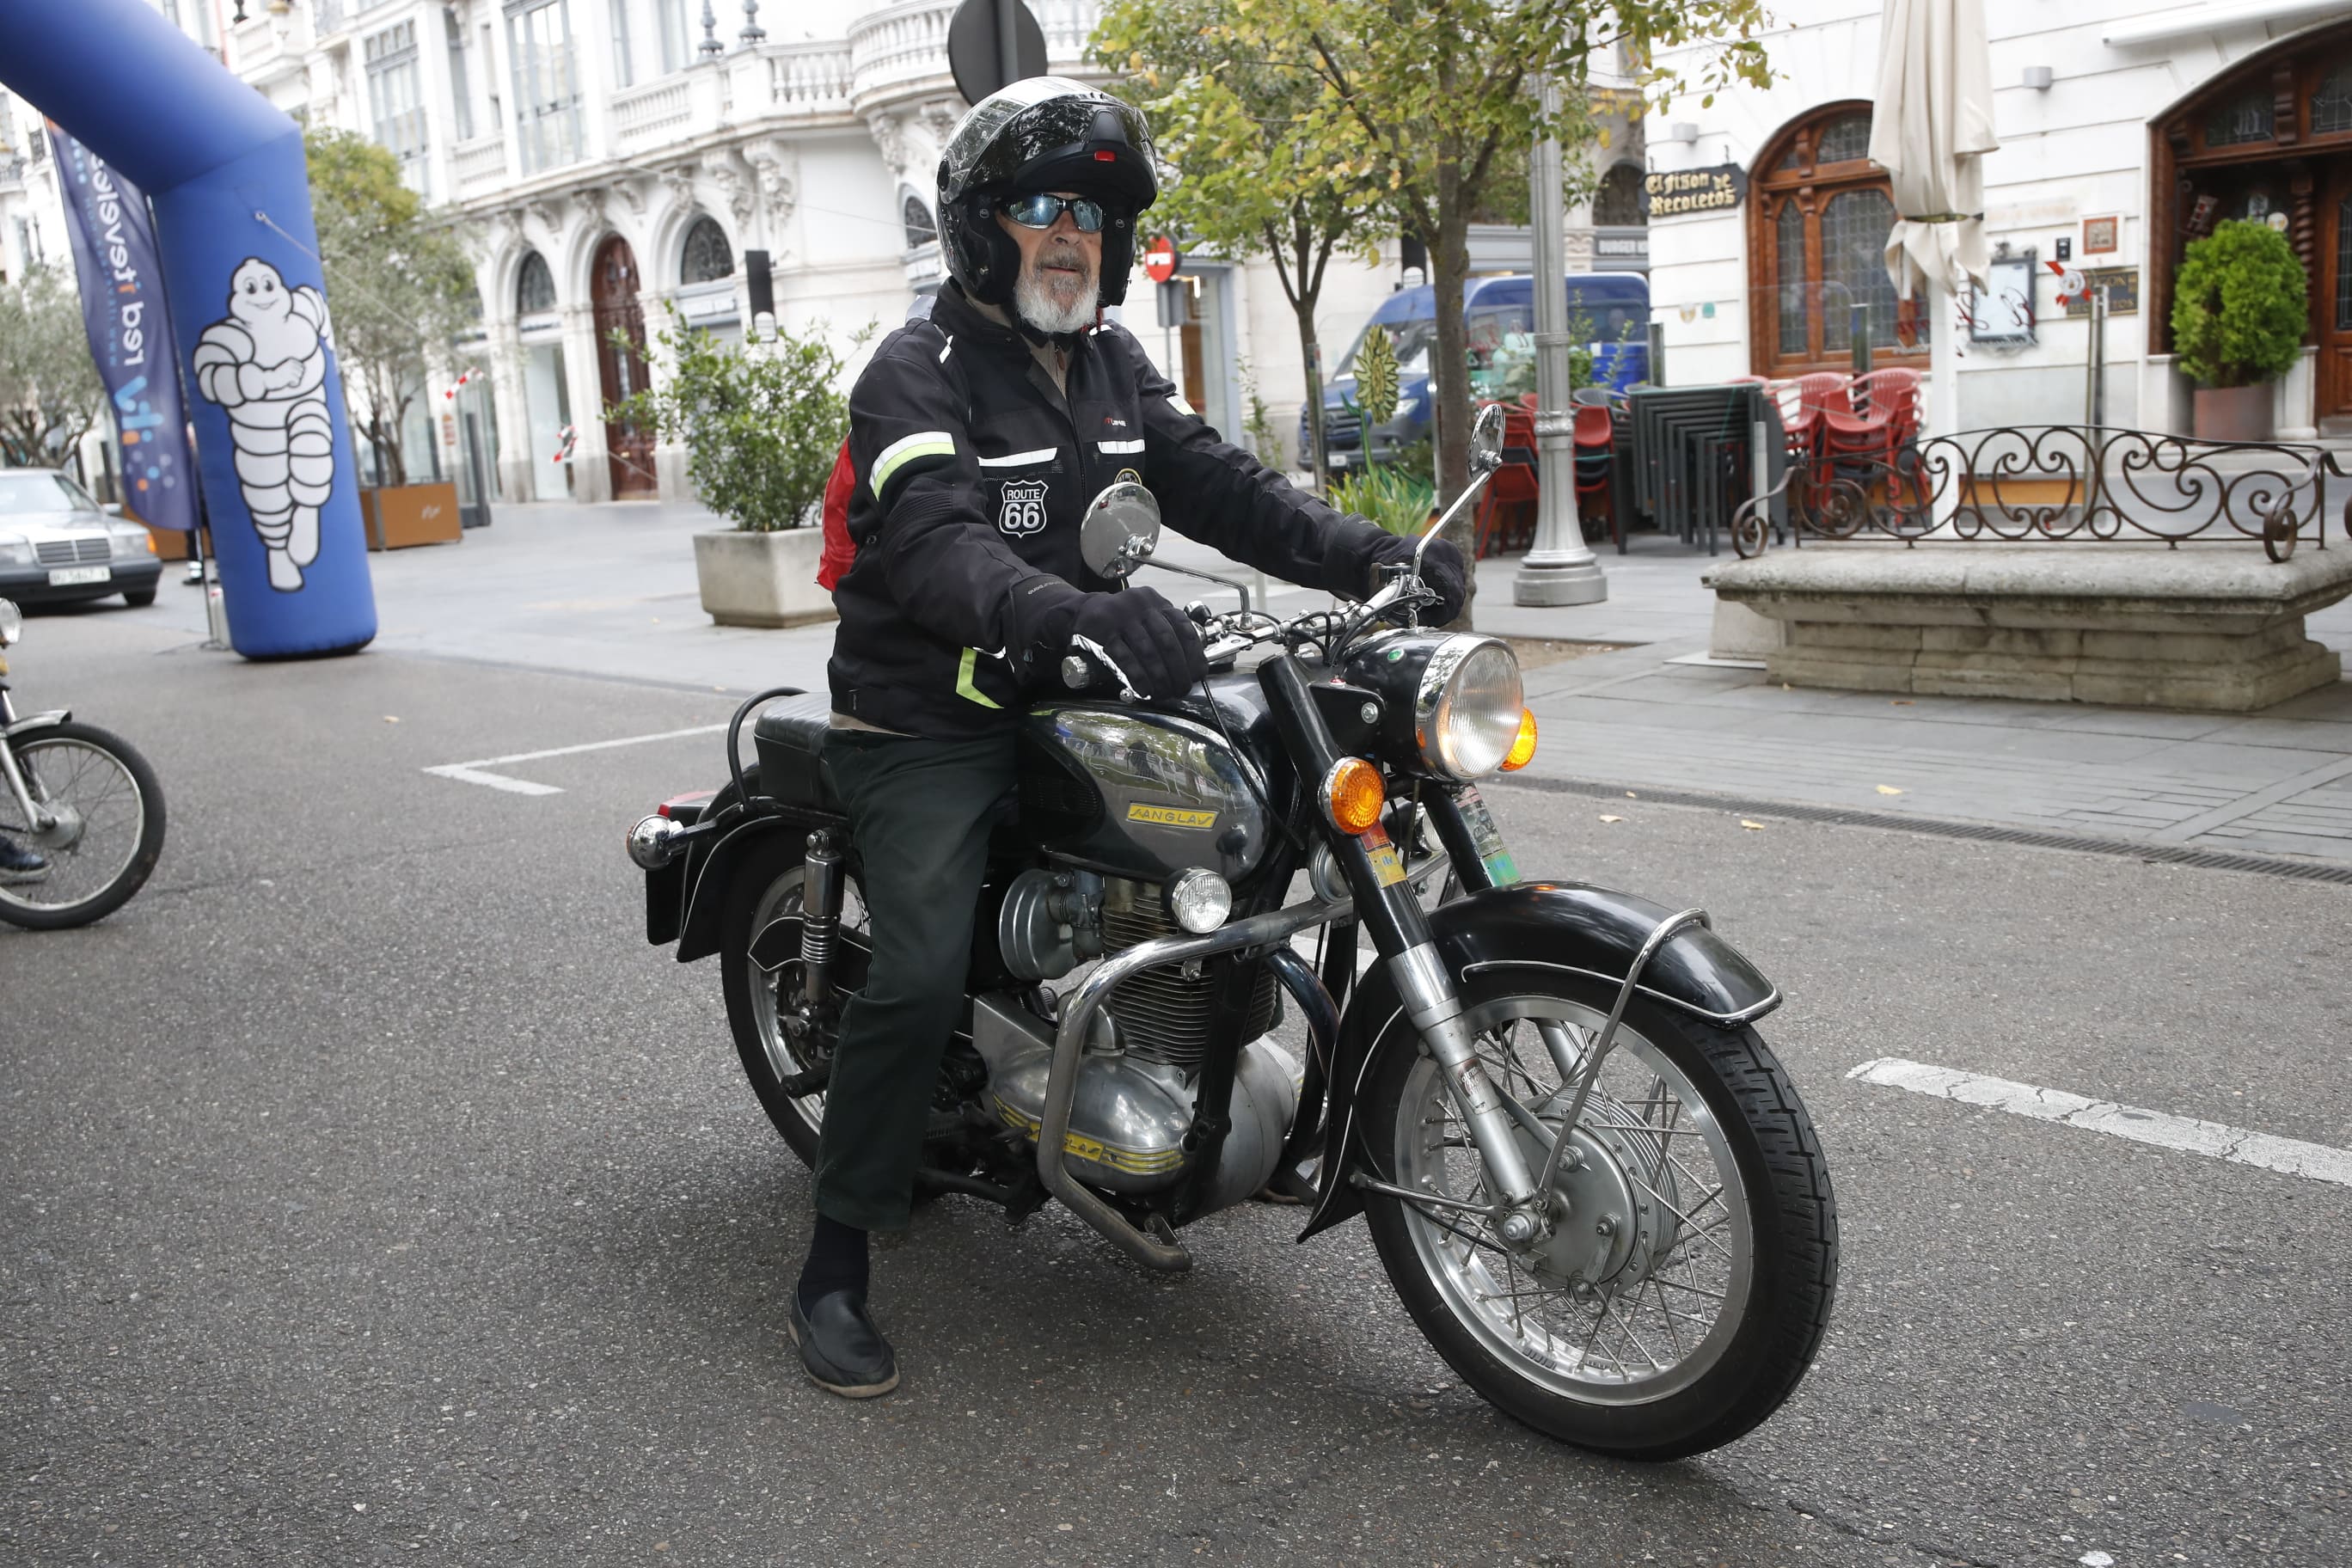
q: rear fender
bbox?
[676,812,811,963]
[1297,880,1779,1241]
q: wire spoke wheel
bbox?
[0,724,165,930]
[1397,995,1749,1402]
[743,863,870,1142]
[1360,971,1835,1460]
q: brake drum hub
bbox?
[1509,1098,1676,1289]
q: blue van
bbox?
[1302,273,1650,470]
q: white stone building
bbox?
[1645,0,2352,440]
[3,1,1651,506]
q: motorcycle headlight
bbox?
[1164,867,1232,934]
[0,598,21,647]
[1417,637,1524,780]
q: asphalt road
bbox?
[3,603,2348,1568]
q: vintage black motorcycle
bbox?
[628,413,1837,1460]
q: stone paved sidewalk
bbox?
[119,497,2352,863]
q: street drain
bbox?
[1493,775,2352,886]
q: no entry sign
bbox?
[1143,235,1181,284]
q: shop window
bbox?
[681,216,732,284]
[1816,113,1873,166]
[1592,163,1643,227]
[2315,67,2352,135]
[2337,199,2352,332]
[2207,91,2275,147]
[518,250,555,315]
[1750,104,1921,374]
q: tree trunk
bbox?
[1429,134,1478,628]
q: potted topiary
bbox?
[605,310,869,628]
[2171,218,2309,443]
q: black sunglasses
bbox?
[1000,193,1108,234]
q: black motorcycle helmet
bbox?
[937,77,1158,309]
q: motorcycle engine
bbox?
[980,873,1295,1206]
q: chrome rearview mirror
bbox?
[1469,401,1506,475]
[0,598,20,649]
[1080,481,1161,582]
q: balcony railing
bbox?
[613,77,695,156]
[769,42,853,114]
[453,135,508,194]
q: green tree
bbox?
[303,129,475,487]
[1093,0,1391,486]
[0,265,106,473]
[1230,0,1769,619]
[606,311,868,532]
[2171,220,2308,389]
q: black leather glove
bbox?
[1065,585,1207,699]
[1364,530,1468,624]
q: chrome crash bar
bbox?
[1038,852,1449,1271]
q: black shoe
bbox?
[0,836,47,887]
[788,1287,898,1399]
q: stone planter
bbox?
[2191,383,2275,443]
[1705,547,2352,712]
[693,527,836,628]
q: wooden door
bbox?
[591,236,658,498]
[2320,171,2352,421]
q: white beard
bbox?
[1014,266,1097,336]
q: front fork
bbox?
[0,690,55,834]
[1260,661,1550,1237]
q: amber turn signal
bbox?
[1500,708,1537,772]
[1322,756,1387,836]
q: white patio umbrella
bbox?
[1869,0,1999,447]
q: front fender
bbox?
[1297,879,1779,1241]
[3,708,72,738]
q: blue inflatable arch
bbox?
[0,0,375,658]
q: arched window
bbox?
[1749,103,1924,375]
[902,193,938,249]
[680,216,732,285]
[1592,163,1643,227]
[516,250,555,315]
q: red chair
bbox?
[1571,402,1616,543]
[1824,368,1921,475]
[1472,401,1541,556]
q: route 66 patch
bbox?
[998,478,1048,536]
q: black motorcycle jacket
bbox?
[830,282,1394,739]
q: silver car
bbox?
[0,468,166,609]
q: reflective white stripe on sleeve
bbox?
[978,447,1060,468]
[870,429,958,498]
[1098,438,1147,454]
[1167,392,1196,419]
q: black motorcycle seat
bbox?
[750,693,842,812]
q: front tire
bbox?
[1358,969,1836,1461]
[0,723,167,930]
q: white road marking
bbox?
[424,722,732,796]
[1848,1057,2352,1188]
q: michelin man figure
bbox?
[193,259,336,592]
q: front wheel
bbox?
[1358,970,1836,1461]
[0,722,167,930]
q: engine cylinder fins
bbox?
[1099,880,1280,1069]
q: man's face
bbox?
[996,191,1101,322]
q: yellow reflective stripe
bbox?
[1167,392,1196,419]
[956,646,1002,708]
[869,430,957,498]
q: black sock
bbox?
[796,1214,869,1309]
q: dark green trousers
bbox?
[813,726,1020,1232]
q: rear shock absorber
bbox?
[799,830,843,1008]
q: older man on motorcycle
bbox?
[790,77,1467,1398]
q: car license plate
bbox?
[47,565,111,586]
